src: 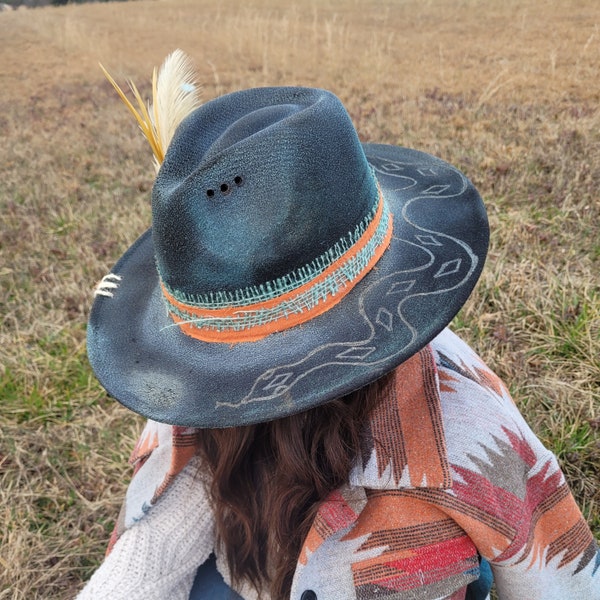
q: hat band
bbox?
[161,191,393,343]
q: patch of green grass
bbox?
[550,421,595,457]
[527,288,599,368]
[1,329,101,424]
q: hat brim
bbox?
[87,144,488,427]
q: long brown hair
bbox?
[196,375,388,599]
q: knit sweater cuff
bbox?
[76,456,214,600]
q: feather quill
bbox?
[100,49,202,171]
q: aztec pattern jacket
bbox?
[77,329,600,600]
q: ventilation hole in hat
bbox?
[206,189,215,198]
[234,175,243,186]
[220,183,230,195]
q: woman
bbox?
[78,53,599,599]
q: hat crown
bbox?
[152,87,379,299]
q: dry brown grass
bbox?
[0,0,598,597]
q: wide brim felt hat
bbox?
[87,87,489,428]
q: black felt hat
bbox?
[87,86,488,427]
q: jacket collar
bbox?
[350,346,452,490]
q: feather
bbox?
[151,49,202,169]
[100,49,202,171]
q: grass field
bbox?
[0,0,599,597]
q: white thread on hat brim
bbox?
[94,273,122,298]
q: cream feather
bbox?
[151,49,202,168]
[100,49,202,171]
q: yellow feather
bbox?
[99,63,162,164]
[99,50,202,171]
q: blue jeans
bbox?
[466,558,494,599]
[189,555,493,599]
[189,554,242,600]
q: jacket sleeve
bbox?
[437,439,600,599]
[75,455,215,600]
[429,330,600,599]
[485,448,600,600]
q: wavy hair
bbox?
[195,374,388,599]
